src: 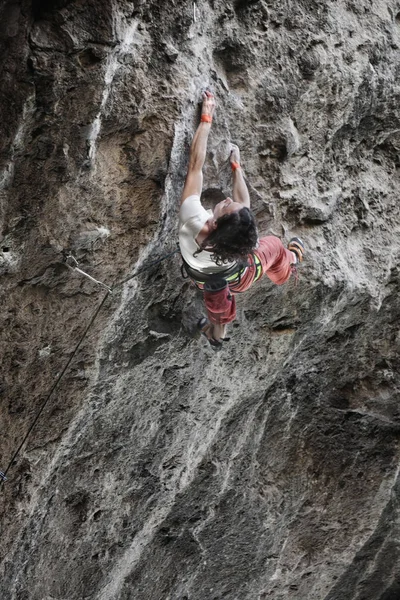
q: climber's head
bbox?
[213,196,242,220]
[200,200,258,265]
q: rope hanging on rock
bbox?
[63,247,181,292]
[0,247,181,487]
[65,254,113,292]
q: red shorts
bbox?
[204,236,294,325]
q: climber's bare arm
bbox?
[230,144,250,208]
[180,92,216,205]
[180,123,209,203]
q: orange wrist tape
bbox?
[201,114,212,123]
[231,161,241,171]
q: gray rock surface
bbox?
[1,1,400,598]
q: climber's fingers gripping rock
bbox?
[229,143,241,166]
[201,90,216,121]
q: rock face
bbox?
[1,1,400,598]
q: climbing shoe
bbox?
[197,317,224,352]
[288,237,305,263]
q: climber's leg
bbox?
[256,236,296,285]
[198,317,227,350]
[200,277,236,346]
[230,236,297,294]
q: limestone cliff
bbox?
[1,1,400,599]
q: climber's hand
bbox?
[229,143,241,165]
[201,90,216,120]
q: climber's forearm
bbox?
[232,167,250,208]
[180,122,211,203]
[188,122,211,172]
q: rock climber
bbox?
[178,90,304,350]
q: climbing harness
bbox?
[181,258,246,290]
[252,253,263,281]
[0,246,181,486]
[181,252,263,292]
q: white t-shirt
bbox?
[178,195,236,274]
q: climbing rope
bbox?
[0,246,181,486]
[65,254,113,292]
[112,247,181,289]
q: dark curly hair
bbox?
[195,207,258,266]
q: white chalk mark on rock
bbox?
[87,15,139,164]
[0,94,36,191]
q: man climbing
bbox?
[178,91,304,350]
